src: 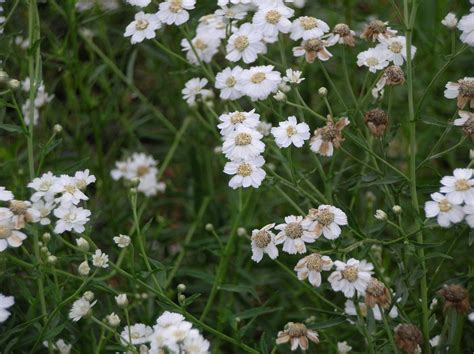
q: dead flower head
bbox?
[361,20,397,42]
[364,108,389,137]
[293,38,332,64]
[394,323,423,354]
[365,278,392,309]
[330,23,356,47]
[454,111,474,140]
[310,117,350,157]
[276,322,319,351]
[437,283,470,315]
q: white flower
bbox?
[0,209,27,252]
[182,77,211,106]
[374,209,388,221]
[217,110,260,137]
[430,335,440,348]
[256,121,272,136]
[126,0,151,7]
[214,4,248,21]
[226,23,266,64]
[43,339,72,354]
[250,223,278,262]
[115,293,129,307]
[224,156,266,189]
[74,169,96,190]
[294,253,333,287]
[114,234,131,248]
[376,36,416,66]
[444,77,474,109]
[0,293,14,323]
[271,116,310,148]
[328,258,374,298]
[31,199,54,225]
[106,312,121,327]
[182,331,211,354]
[124,12,161,44]
[290,16,329,40]
[162,321,193,350]
[156,311,185,327]
[357,48,390,73]
[28,171,57,202]
[0,187,13,201]
[424,192,464,228]
[215,67,244,100]
[53,205,91,234]
[196,14,227,39]
[337,341,352,354]
[236,65,282,101]
[69,297,96,321]
[120,323,153,345]
[463,204,474,228]
[252,4,294,39]
[181,36,220,65]
[306,205,348,240]
[458,12,474,46]
[156,0,196,26]
[92,249,109,268]
[54,175,89,206]
[283,69,305,84]
[222,126,265,160]
[439,168,474,204]
[78,261,91,276]
[344,299,398,321]
[274,215,315,254]
[441,12,458,29]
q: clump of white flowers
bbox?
[20,77,54,126]
[111,153,166,196]
[68,293,97,321]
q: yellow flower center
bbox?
[0,225,11,239]
[237,162,252,177]
[342,266,359,282]
[454,179,470,191]
[306,254,323,272]
[438,199,452,212]
[225,76,237,87]
[234,36,249,51]
[366,57,379,66]
[64,184,77,194]
[300,17,317,30]
[315,208,335,226]
[137,165,150,177]
[230,112,246,124]
[265,10,282,25]
[250,72,266,84]
[253,230,271,248]
[193,39,207,50]
[135,19,149,31]
[389,41,403,53]
[286,126,296,136]
[169,0,183,13]
[459,80,474,97]
[235,132,252,146]
[285,222,303,239]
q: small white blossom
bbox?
[441,13,458,29]
[328,258,374,298]
[0,293,14,323]
[425,192,464,228]
[294,253,333,287]
[124,12,161,44]
[114,234,131,248]
[120,323,153,345]
[439,168,474,204]
[271,116,310,148]
[215,66,244,100]
[156,0,196,26]
[274,215,315,254]
[69,297,96,321]
[53,205,91,234]
[224,156,266,189]
[283,69,305,84]
[357,48,391,73]
[250,223,278,262]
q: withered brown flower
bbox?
[365,278,392,309]
[310,117,350,157]
[364,108,389,137]
[276,322,319,351]
[437,284,470,315]
[394,323,423,354]
[361,20,397,42]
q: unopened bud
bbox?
[278,82,291,93]
[273,90,287,102]
[130,177,140,188]
[0,71,8,83]
[42,232,51,242]
[40,246,49,253]
[205,223,214,232]
[130,187,138,195]
[76,237,90,252]
[392,205,402,214]
[318,87,328,97]
[106,312,121,327]
[78,261,91,276]
[374,209,388,221]
[237,227,247,237]
[8,79,20,90]
[115,294,128,308]
[83,291,95,301]
[53,124,63,133]
[178,294,186,303]
[47,255,57,264]
[177,284,186,293]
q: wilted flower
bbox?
[305,205,348,240]
[364,108,389,137]
[394,324,423,354]
[437,284,470,315]
[276,322,319,351]
[365,278,392,309]
[328,23,355,46]
[454,111,474,140]
[294,253,333,287]
[293,38,333,63]
[310,117,350,157]
[444,77,474,109]
[274,215,315,254]
[360,20,397,42]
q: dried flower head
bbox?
[365,108,389,137]
[361,20,397,42]
[331,23,355,46]
[293,38,332,64]
[445,77,474,109]
[310,117,350,157]
[437,284,470,315]
[365,278,392,309]
[454,111,474,140]
[276,322,319,351]
[394,324,423,354]
[383,65,405,86]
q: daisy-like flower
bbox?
[156,0,196,26]
[310,117,350,157]
[290,16,329,40]
[156,311,185,327]
[293,38,333,63]
[30,199,54,225]
[305,205,348,240]
[458,12,474,47]
[182,77,211,106]
[375,65,405,92]
[441,13,458,29]
[0,187,13,201]
[328,258,374,298]
[215,67,244,100]
[424,192,464,228]
[74,169,96,190]
[181,36,220,65]
[222,126,265,160]
[276,322,319,352]
[0,294,14,323]
[69,297,96,322]
[214,4,248,22]
[283,69,305,84]
[28,171,57,202]
[252,4,294,39]
[337,341,352,354]
[357,48,391,73]
[454,111,474,140]
[0,209,27,252]
[196,14,227,39]
[271,116,310,148]
[440,168,474,204]
[182,331,211,354]
[224,156,266,189]
[274,215,315,254]
[294,253,332,287]
[360,20,397,42]
[236,65,282,101]
[344,299,398,321]
[444,77,474,109]
[126,0,151,7]
[113,234,131,248]
[256,121,272,136]
[54,175,89,206]
[327,23,356,46]
[92,249,109,268]
[124,12,161,44]
[53,205,91,234]
[218,110,260,137]
[250,223,278,262]
[377,36,416,66]
[120,324,153,345]
[226,23,266,64]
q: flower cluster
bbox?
[424,168,474,228]
[21,77,54,126]
[111,152,166,196]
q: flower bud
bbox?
[178,294,186,303]
[83,291,95,301]
[8,79,20,90]
[205,223,214,232]
[42,232,51,242]
[0,71,9,83]
[130,187,138,195]
[237,227,247,237]
[318,87,328,97]
[177,284,186,293]
[392,205,402,214]
[278,82,291,93]
[374,209,388,221]
[130,177,140,188]
[115,294,128,308]
[106,312,121,327]
[47,255,57,264]
[394,324,423,354]
[441,12,458,29]
[53,124,63,133]
[273,90,287,102]
[78,261,91,276]
[76,237,90,252]
[40,246,49,253]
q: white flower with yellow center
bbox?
[357,48,390,73]
[305,205,348,240]
[294,253,333,287]
[328,258,373,298]
[290,16,329,40]
[458,12,474,47]
[224,156,266,189]
[271,116,310,148]
[226,23,266,64]
[218,110,260,137]
[124,12,162,44]
[236,65,282,101]
[424,192,464,228]
[156,0,196,26]
[28,171,58,202]
[444,77,474,109]
[92,249,109,268]
[274,215,315,254]
[252,4,294,38]
[283,69,305,84]
[215,66,244,100]
[53,205,91,234]
[0,209,27,252]
[181,35,220,65]
[182,77,211,106]
[440,168,474,204]
[222,126,265,160]
[250,223,278,262]
[377,35,416,66]
[120,324,153,345]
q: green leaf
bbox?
[0,123,25,134]
[219,284,259,301]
